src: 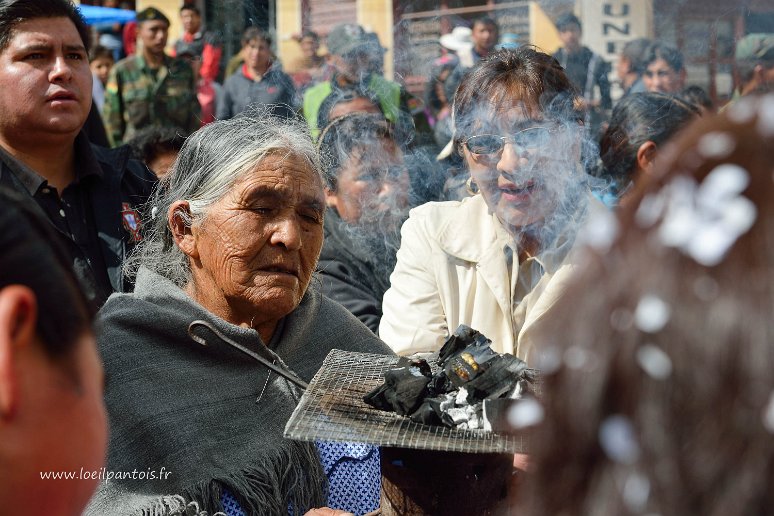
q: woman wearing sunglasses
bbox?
[379,46,597,363]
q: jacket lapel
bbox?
[436,195,511,318]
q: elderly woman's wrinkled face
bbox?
[190,153,325,334]
[462,100,579,233]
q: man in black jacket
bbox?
[0,0,156,308]
[553,13,611,136]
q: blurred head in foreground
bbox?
[521,96,774,515]
[0,187,106,515]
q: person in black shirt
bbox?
[553,13,612,136]
[0,0,155,308]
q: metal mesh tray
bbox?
[284,349,531,454]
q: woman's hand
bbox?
[303,508,355,516]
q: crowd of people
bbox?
[1,0,773,514]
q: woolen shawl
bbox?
[87,267,392,515]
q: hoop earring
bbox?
[465,176,479,195]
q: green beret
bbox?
[137,7,170,26]
[735,33,774,62]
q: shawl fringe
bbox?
[182,439,328,515]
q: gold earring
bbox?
[465,176,479,195]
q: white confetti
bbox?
[507,397,544,429]
[655,166,756,266]
[757,95,774,137]
[623,472,651,512]
[696,131,736,159]
[635,191,666,228]
[699,164,749,203]
[578,202,619,251]
[532,345,562,374]
[727,97,757,124]
[599,414,640,464]
[763,391,774,434]
[636,344,673,380]
[564,346,592,370]
[610,308,634,332]
[635,295,671,333]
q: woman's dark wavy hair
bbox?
[0,188,93,359]
[452,46,581,154]
[599,92,699,189]
[0,0,90,54]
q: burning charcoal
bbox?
[409,397,444,425]
[363,360,432,416]
[437,324,492,366]
[443,343,499,388]
[464,353,529,402]
[363,383,394,412]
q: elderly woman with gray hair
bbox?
[88,111,391,515]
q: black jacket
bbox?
[316,209,397,333]
[0,134,156,307]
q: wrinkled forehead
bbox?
[237,152,323,194]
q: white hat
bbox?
[440,26,473,52]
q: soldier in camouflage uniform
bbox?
[103,7,199,146]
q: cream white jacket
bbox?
[379,194,587,363]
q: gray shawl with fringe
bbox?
[87,267,392,515]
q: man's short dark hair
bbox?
[555,12,582,32]
[0,0,90,54]
[645,42,684,72]
[242,26,271,47]
[472,15,498,31]
[180,3,200,15]
[301,30,319,43]
[621,38,651,74]
[126,126,188,167]
[89,44,114,63]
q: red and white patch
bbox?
[121,202,142,242]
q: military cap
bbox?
[326,23,369,56]
[137,7,170,26]
[735,33,774,62]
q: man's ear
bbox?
[0,286,37,420]
[636,140,658,176]
[168,201,199,260]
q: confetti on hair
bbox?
[635,295,671,333]
[636,344,673,380]
[577,201,619,252]
[696,131,736,159]
[623,472,651,512]
[655,165,756,266]
[727,97,757,124]
[507,397,544,429]
[757,95,774,137]
[599,415,640,464]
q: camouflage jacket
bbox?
[103,54,200,146]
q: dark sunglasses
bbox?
[463,126,560,156]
